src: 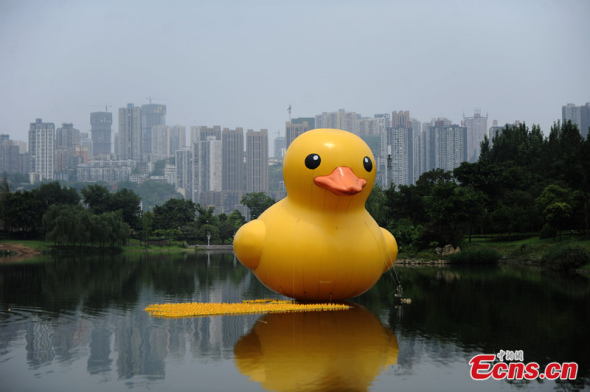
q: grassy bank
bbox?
[399,235,590,269]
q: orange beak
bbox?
[314,167,367,196]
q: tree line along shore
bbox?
[1,120,590,271]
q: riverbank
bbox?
[2,238,590,272]
[0,242,43,262]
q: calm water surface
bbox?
[0,251,589,392]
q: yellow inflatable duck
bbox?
[234,128,398,301]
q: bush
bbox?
[447,248,501,264]
[539,224,556,239]
[540,245,590,271]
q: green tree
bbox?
[241,192,275,220]
[43,204,84,246]
[81,184,112,214]
[2,190,43,238]
[138,212,154,248]
[199,223,220,244]
[423,181,465,246]
[196,204,216,227]
[111,187,142,229]
[35,181,80,209]
[366,185,388,227]
[152,198,197,230]
[543,202,573,241]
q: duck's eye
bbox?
[305,153,321,170]
[363,156,373,172]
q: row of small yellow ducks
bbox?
[145,299,350,319]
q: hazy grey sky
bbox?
[1,0,589,143]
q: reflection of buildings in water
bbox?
[189,273,259,361]
[24,316,91,368]
[88,322,113,375]
[2,260,262,380]
[234,305,399,392]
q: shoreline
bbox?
[2,242,589,273]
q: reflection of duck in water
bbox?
[234,305,398,392]
[234,129,398,301]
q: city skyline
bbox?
[2,1,589,145]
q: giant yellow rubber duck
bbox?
[233,128,398,301]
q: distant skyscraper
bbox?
[391,111,410,128]
[358,117,381,136]
[222,127,244,191]
[55,123,80,148]
[285,121,309,149]
[563,102,590,139]
[151,125,169,159]
[581,103,590,139]
[54,123,81,177]
[246,129,269,192]
[90,111,113,156]
[169,125,186,155]
[315,109,358,134]
[410,118,422,183]
[175,148,193,200]
[194,128,222,202]
[141,103,166,156]
[28,118,55,182]
[463,110,488,162]
[384,126,414,187]
[274,136,286,159]
[291,117,315,130]
[427,123,468,172]
[0,135,21,174]
[118,104,142,160]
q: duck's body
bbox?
[234,128,397,301]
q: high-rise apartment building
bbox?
[410,119,422,184]
[222,127,244,213]
[427,122,468,172]
[315,109,358,134]
[141,103,166,156]
[383,126,414,187]
[175,148,193,200]
[285,121,309,150]
[151,125,169,159]
[54,123,82,178]
[563,102,590,139]
[0,135,21,174]
[118,104,142,161]
[55,123,80,149]
[391,111,410,128]
[194,127,223,199]
[28,118,55,182]
[463,110,488,162]
[169,125,186,155]
[358,117,381,136]
[222,127,244,191]
[246,129,269,193]
[274,136,286,159]
[90,111,113,156]
[150,125,186,160]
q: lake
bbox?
[0,251,589,391]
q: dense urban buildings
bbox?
[3,101,588,214]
